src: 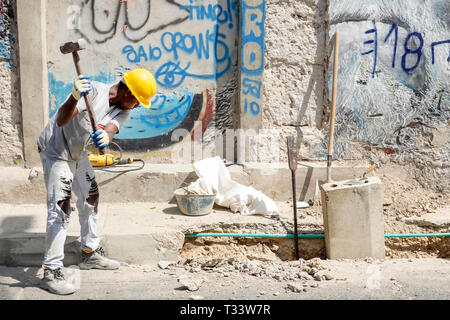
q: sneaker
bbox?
[41,268,76,295]
[79,247,120,270]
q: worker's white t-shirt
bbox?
[37,81,130,161]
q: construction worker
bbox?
[37,69,157,295]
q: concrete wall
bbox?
[0,0,23,166]
[262,0,327,162]
[1,0,448,192]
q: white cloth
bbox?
[186,156,278,217]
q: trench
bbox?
[180,226,450,261]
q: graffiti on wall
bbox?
[322,0,450,161]
[240,0,265,117]
[0,0,15,70]
[50,0,239,151]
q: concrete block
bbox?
[320,176,385,259]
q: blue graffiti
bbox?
[155,58,231,89]
[361,21,378,78]
[180,0,238,29]
[0,41,13,69]
[122,44,162,63]
[121,25,232,88]
[431,40,450,65]
[384,23,398,69]
[0,3,15,70]
[402,32,424,74]
[161,25,228,61]
[115,89,194,140]
[241,0,265,75]
[240,0,265,117]
[362,22,449,76]
[242,78,261,116]
[243,99,260,116]
[242,78,261,99]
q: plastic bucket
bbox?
[174,188,216,216]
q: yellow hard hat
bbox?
[123,69,157,108]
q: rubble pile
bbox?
[177,256,334,284]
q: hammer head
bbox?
[60,39,87,54]
[287,136,298,171]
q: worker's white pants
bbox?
[40,152,100,270]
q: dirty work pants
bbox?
[40,152,100,270]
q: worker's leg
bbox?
[39,153,77,295]
[73,153,100,252]
[40,153,76,270]
[73,153,119,270]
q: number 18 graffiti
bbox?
[362,21,450,77]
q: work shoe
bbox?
[79,247,120,270]
[41,268,76,295]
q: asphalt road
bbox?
[0,258,449,301]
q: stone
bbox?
[178,275,205,291]
[287,283,303,293]
[158,261,172,269]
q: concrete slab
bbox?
[0,201,324,267]
[0,162,370,204]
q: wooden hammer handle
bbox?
[364,164,377,177]
[72,51,105,155]
[328,31,340,157]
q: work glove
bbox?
[72,75,92,101]
[90,130,109,149]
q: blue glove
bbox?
[72,75,92,100]
[90,130,109,149]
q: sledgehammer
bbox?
[60,39,105,155]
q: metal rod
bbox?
[291,169,299,259]
[287,136,299,260]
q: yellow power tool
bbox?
[88,153,134,167]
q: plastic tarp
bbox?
[186,156,279,217]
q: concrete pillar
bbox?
[16,0,49,167]
[238,0,265,131]
[320,176,385,259]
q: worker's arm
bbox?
[56,75,92,127]
[56,96,79,127]
[104,122,119,142]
